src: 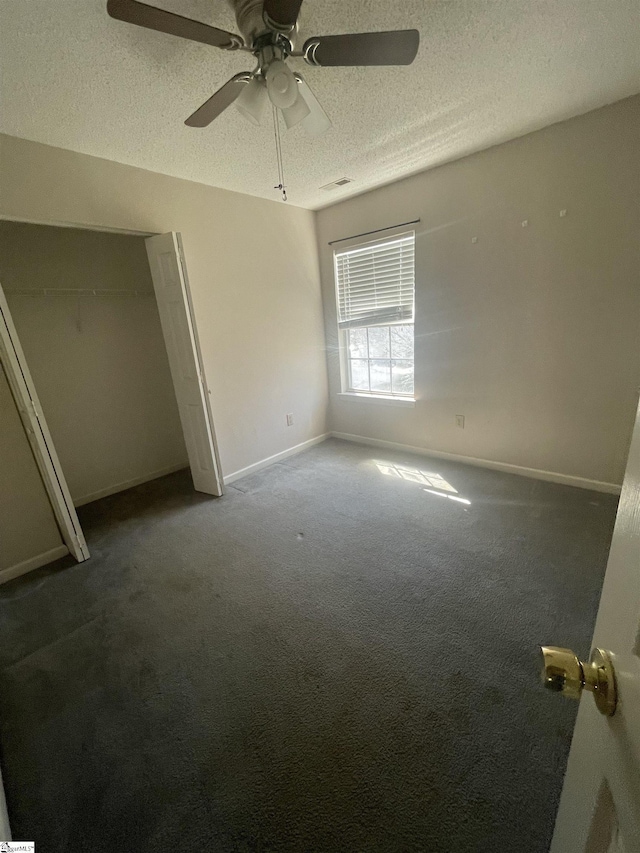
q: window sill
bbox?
[337,392,415,408]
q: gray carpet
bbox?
[0,438,617,852]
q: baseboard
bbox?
[0,544,69,586]
[224,434,330,485]
[73,462,190,506]
[330,432,622,495]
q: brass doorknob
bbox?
[540,646,617,716]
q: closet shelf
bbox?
[4,288,154,297]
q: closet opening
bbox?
[0,220,222,583]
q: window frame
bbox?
[333,229,416,402]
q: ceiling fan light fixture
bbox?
[235,76,268,125]
[265,59,298,109]
[281,87,311,129]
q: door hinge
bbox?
[178,248,188,278]
[29,397,43,422]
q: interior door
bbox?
[549,396,640,852]
[145,233,223,496]
[0,282,89,563]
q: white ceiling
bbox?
[1,0,639,210]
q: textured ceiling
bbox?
[1,0,639,209]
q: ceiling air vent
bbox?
[320,177,354,191]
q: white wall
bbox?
[0,221,189,505]
[316,95,640,488]
[0,136,329,481]
[0,364,64,574]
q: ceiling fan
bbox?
[107,0,420,135]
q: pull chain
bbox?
[272,106,287,202]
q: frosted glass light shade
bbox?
[281,87,311,129]
[235,77,268,125]
[294,75,332,136]
[265,60,298,109]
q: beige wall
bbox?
[0,220,154,293]
[0,221,188,505]
[0,364,63,573]
[0,136,328,482]
[316,95,640,487]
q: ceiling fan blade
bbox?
[293,74,331,137]
[303,29,419,66]
[185,73,252,127]
[107,0,243,50]
[263,0,304,31]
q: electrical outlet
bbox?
[286,413,294,427]
[455,415,465,429]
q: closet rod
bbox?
[4,288,154,297]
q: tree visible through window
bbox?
[347,324,414,395]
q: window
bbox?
[334,232,415,398]
[346,324,414,395]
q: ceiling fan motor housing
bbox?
[229,0,278,46]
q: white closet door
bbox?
[145,233,223,496]
[0,283,89,563]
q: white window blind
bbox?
[335,232,415,330]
